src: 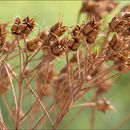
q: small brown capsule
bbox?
[83,25,93,35]
[11,17,22,35]
[27,32,42,52]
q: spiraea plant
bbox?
[0,1,130,130]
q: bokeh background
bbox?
[0,1,130,129]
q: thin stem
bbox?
[15,81,23,130]
[26,61,43,77]
[27,84,54,128]
[64,107,85,129]
[76,50,81,79]
[23,34,28,59]
[15,36,24,130]
[6,53,19,61]
[112,114,130,129]
[21,63,54,128]
[98,31,110,57]
[24,68,40,90]
[90,104,96,130]
[1,96,16,123]
[2,59,19,83]
[3,63,18,111]
[66,52,73,102]
[70,102,96,109]
[32,101,55,129]
[16,36,23,74]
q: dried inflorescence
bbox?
[27,32,42,52]
[67,24,81,51]
[107,11,130,71]
[122,5,130,12]
[11,16,36,35]
[109,12,130,34]
[0,23,8,50]
[79,0,118,21]
[81,18,101,44]
[0,4,129,129]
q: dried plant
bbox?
[0,1,130,130]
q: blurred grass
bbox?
[0,1,130,129]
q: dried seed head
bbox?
[49,19,67,41]
[27,32,42,52]
[96,99,114,114]
[106,31,129,66]
[109,12,130,34]
[122,5,130,12]
[79,0,118,21]
[40,28,49,43]
[11,16,36,35]
[109,33,125,51]
[0,23,8,49]
[11,17,22,35]
[19,16,36,34]
[50,36,68,56]
[81,18,101,44]
[67,24,81,51]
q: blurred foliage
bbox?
[0,1,130,129]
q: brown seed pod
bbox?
[49,35,68,56]
[122,5,130,12]
[67,24,81,51]
[109,33,125,51]
[19,16,36,34]
[109,12,129,33]
[40,28,49,43]
[79,0,118,21]
[81,18,101,44]
[96,99,114,114]
[0,23,8,49]
[27,32,42,52]
[49,19,67,41]
[11,17,22,35]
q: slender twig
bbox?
[64,107,85,129]
[16,36,23,73]
[70,102,96,109]
[76,50,81,79]
[1,96,16,123]
[112,114,130,129]
[32,101,55,129]
[15,81,23,130]
[6,53,19,61]
[15,36,24,130]
[27,84,54,128]
[3,63,18,111]
[21,63,54,128]
[2,59,19,83]
[98,31,110,57]
[66,52,73,102]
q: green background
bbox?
[0,1,130,129]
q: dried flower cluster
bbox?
[0,2,129,130]
[78,0,118,21]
